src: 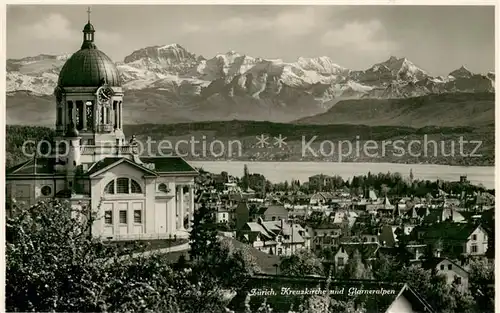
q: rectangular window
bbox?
[472,234,477,241]
[134,210,142,223]
[119,210,127,224]
[471,245,478,253]
[456,277,462,285]
[105,210,113,224]
[278,248,283,255]
[440,264,445,270]
[338,257,345,266]
[448,264,452,270]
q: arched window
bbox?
[131,180,141,193]
[116,178,129,193]
[104,180,115,194]
[104,178,142,194]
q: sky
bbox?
[6,5,495,76]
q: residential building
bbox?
[422,258,469,293]
[256,204,289,222]
[413,223,489,257]
[238,218,308,256]
[333,242,380,272]
[306,222,343,253]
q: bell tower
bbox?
[53,7,127,165]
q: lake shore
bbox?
[189,160,495,189]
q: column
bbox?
[82,103,87,131]
[119,101,123,129]
[94,105,98,131]
[178,185,185,230]
[114,101,118,129]
[188,185,195,229]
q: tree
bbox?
[6,200,183,312]
[372,259,480,313]
[468,259,494,313]
[189,204,219,262]
[279,250,323,276]
[380,184,390,196]
[340,250,373,279]
[242,164,250,190]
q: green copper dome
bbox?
[57,20,121,88]
[58,49,121,87]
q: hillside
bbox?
[7,91,495,128]
[295,93,495,128]
[6,121,494,167]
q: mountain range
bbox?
[6,43,495,126]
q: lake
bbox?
[190,161,496,189]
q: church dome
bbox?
[57,17,121,88]
[58,49,121,87]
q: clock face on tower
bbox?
[97,86,113,104]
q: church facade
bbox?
[6,14,197,240]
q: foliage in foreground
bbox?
[6,200,254,312]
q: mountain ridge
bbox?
[6,43,495,125]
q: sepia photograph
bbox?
[4,3,496,313]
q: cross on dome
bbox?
[87,6,91,23]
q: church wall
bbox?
[10,181,34,207]
[34,179,59,202]
[88,162,194,240]
[143,176,157,235]
[90,163,148,240]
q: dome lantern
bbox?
[81,7,96,50]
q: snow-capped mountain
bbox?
[449,66,473,79]
[6,44,495,125]
[348,56,429,86]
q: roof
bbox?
[337,242,380,258]
[421,257,469,275]
[7,157,58,176]
[423,208,466,224]
[85,157,123,176]
[58,48,121,87]
[259,205,287,216]
[243,223,274,240]
[221,237,281,275]
[140,157,198,174]
[83,22,95,32]
[309,221,342,230]
[414,223,481,241]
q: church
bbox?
[6,11,197,240]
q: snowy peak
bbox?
[295,56,347,76]
[347,56,428,86]
[378,56,428,80]
[6,47,495,101]
[449,65,473,79]
[123,43,198,64]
